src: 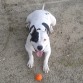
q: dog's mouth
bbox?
[35,50,44,57]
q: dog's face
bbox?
[30,25,49,52]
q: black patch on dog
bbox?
[29,25,34,33]
[30,25,39,43]
[42,22,50,34]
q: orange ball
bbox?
[35,73,42,81]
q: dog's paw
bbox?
[27,60,34,68]
[43,65,50,73]
[50,26,54,33]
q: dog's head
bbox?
[29,24,50,55]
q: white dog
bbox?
[25,4,56,73]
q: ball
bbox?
[35,73,42,81]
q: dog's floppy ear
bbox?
[42,22,54,34]
[29,25,35,34]
[42,22,50,34]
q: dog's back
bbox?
[26,3,56,33]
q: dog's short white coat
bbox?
[25,4,56,73]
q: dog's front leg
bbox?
[25,45,34,68]
[27,51,34,68]
[43,50,51,73]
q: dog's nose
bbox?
[37,45,43,51]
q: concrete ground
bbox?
[0,0,83,83]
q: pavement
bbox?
[0,0,83,83]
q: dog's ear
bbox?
[29,25,35,34]
[42,22,50,34]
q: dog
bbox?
[25,4,56,73]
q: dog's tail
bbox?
[42,3,45,10]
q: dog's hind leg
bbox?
[49,14,56,33]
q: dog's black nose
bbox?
[37,45,43,51]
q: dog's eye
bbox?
[44,39,46,41]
